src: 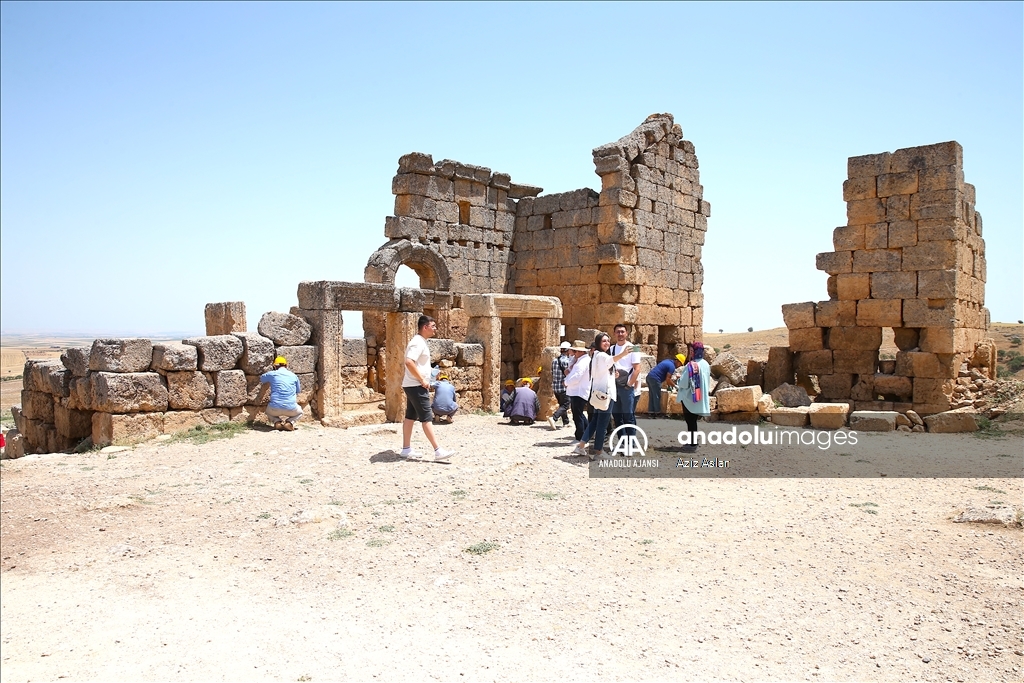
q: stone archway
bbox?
[364,239,451,292]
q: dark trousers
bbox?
[682,403,700,438]
[552,391,570,424]
[569,395,590,441]
[646,375,664,415]
[581,407,612,454]
[611,389,636,436]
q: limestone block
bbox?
[870,272,916,300]
[20,417,49,454]
[257,312,312,346]
[763,347,794,393]
[20,391,54,422]
[912,378,954,405]
[923,411,978,433]
[836,273,870,300]
[842,177,876,202]
[856,299,902,327]
[426,338,457,361]
[889,142,962,173]
[341,367,368,389]
[455,343,484,366]
[162,411,206,434]
[885,195,911,221]
[872,374,913,398]
[214,370,247,408]
[849,411,897,432]
[808,402,849,430]
[876,171,918,197]
[24,360,61,392]
[850,376,875,401]
[832,350,878,375]
[864,223,888,250]
[342,338,368,367]
[296,373,315,404]
[200,408,233,425]
[92,412,164,447]
[756,392,773,416]
[789,327,824,352]
[233,333,275,375]
[68,376,93,411]
[275,346,316,374]
[459,391,483,412]
[818,373,853,400]
[770,406,809,427]
[297,281,399,312]
[847,152,890,178]
[89,339,154,373]
[910,190,962,221]
[166,371,215,410]
[43,365,71,398]
[782,302,816,329]
[852,249,901,273]
[205,302,247,336]
[91,372,169,413]
[901,241,957,270]
[709,352,746,386]
[182,335,244,371]
[887,220,917,248]
[815,301,856,328]
[151,343,199,372]
[893,327,920,351]
[895,352,957,379]
[234,405,269,426]
[745,360,765,388]
[902,300,955,329]
[2,429,25,459]
[827,327,881,351]
[794,350,833,376]
[54,404,92,439]
[719,411,759,424]
[816,251,852,275]
[846,198,886,226]
[716,386,762,413]
[60,347,91,377]
[770,383,812,408]
[244,375,271,405]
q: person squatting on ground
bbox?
[562,340,592,441]
[676,341,711,452]
[506,378,540,425]
[400,315,456,462]
[500,379,516,413]
[431,373,458,424]
[646,353,685,418]
[261,356,303,431]
[572,333,638,460]
[546,341,572,430]
[610,324,642,436]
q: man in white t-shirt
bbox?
[610,323,641,437]
[401,315,456,462]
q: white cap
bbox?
[559,341,572,349]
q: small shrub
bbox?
[169,421,248,445]
[378,525,394,532]
[723,344,731,350]
[328,528,353,540]
[535,491,561,500]
[366,538,391,547]
[464,542,499,555]
[451,490,467,499]
[747,327,753,333]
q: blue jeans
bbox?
[569,395,590,441]
[580,407,612,454]
[611,392,636,436]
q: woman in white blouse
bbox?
[571,333,639,460]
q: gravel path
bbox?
[1,415,1021,682]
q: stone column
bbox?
[385,312,419,422]
[300,309,344,424]
[465,315,501,412]
[205,302,247,335]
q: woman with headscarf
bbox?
[571,333,639,459]
[676,341,711,451]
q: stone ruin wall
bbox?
[364,114,708,362]
[774,141,992,415]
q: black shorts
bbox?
[403,386,434,422]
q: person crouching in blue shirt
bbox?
[260,356,303,431]
[645,353,685,418]
[431,373,459,424]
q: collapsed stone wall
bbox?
[776,141,991,415]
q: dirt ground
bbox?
[1,415,1021,682]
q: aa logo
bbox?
[609,425,648,457]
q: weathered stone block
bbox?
[902,300,955,328]
[233,333,275,375]
[815,300,856,328]
[205,302,247,336]
[864,223,888,250]
[849,411,897,432]
[916,269,959,299]
[426,338,457,361]
[91,372,169,413]
[842,177,876,202]
[763,347,793,393]
[818,373,853,399]
[889,142,962,173]
[341,367,368,389]
[847,198,886,225]
[257,311,312,346]
[847,152,890,178]
[341,338,368,367]
[20,390,54,422]
[901,241,957,270]
[870,272,916,300]
[60,347,91,377]
[214,370,247,408]
[856,299,902,328]
[182,335,244,371]
[836,273,870,300]
[816,251,852,274]
[850,377,875,401]
[54,404,92,440]
[709,352,746,386]
[832,349,878,375]
[92,411,164,447]
[872,374,912,398]
[297,281,399,312]
[782,302,816,329]
[789,327,824,352]
[852,249,901,273]
[23,360,59,393]
[244,375,270,405]
[794,350,833,376]
[43,365,71,398]
[162,410,206,434]
[716,386,762,413]
[68,376,93,411]
[912,378,954,405]
[296,373,315,404]
[455,343,484,366]
[895,352,956,379]
[447,366,483,393]
[827,327,881,351]
[808,402,849,430]
[887,220,917,248]
[770,406,809,427]
[166,371,215,410]
[275,346,316,374]
[151,343,199,372]
[923,410,978,433]
[876,171,918,197]
[893,327,920,351]
[2,429,25,459]
[832,225,865,251]
[89,339,153,373]
[745,359,765,388]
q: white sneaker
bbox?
[434,448,456,462]
[547,417,557,431]
[399,448,422,460]
[571,444,588,457]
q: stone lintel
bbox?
[462,293,563,319]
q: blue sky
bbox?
[2,2,1021,337]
